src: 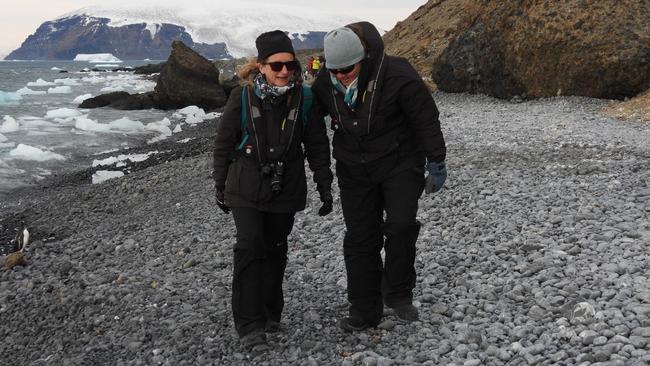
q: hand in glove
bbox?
[318,190,333,216]
[425,162,447,194]
[215,187,230,214]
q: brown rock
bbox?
[4,252,26,269]
[383,0,471,87]
[430,0,650,99]
[154,40,227,110]
[602,89,650,123]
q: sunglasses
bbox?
[328,64,355,75]
[264,60,299,72]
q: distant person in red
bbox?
[306,56,314,78]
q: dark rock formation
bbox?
[79,41,226,111]
[5,15,229,60]
[154,41,227,110]
[430,1,650,99]
[134,63,166,75]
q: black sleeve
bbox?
[213,86,244,188]
[303,95,333,195]
[398,74,447,163]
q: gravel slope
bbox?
[1,92,649,365]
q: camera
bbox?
[262,161,284,195]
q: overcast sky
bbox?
[0,0,428,56]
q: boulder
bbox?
[79,92,132,108]
[431,1,650,99]
[134,63,166,75]
[154,40,227,110]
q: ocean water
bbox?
[0,60,212,196]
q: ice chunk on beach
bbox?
[74,53,122,63]
[92,170,124,184]
[48,86,73,94]
[92,152,155,167]
[145,118,173,137]
[8,144,65,161]
[74,116,110,132]
[173,124,182,133]
[0,91,22,105]
[1,116,19,133]
[174,105,207,124]
[108,117,145,131]
[45,108,83,120]
[16,87,47,96]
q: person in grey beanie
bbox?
[310,22,447,331]
[213,30,333,348]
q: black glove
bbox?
[318,190,333,216]
[215,187,230,214]
[425,162,447,194]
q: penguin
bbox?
[12,225,29,253]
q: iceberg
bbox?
[47,86,73,94]
[1,116,20,133]
[0,91,22,106]
[74,53,123,63]
[8,144,65,161]
[16,87,47,96]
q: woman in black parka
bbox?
[212,30,333,348]
[311,22,447,331]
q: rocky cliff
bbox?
[384,0,650,100]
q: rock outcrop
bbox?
[154,41,227,110]
[384,0,650,100]
[383,0,470,81]
[430,0,650,99]
[80,41,227,111]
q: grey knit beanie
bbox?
[323,27,365,69]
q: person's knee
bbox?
[383,220,421,238]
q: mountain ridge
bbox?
[6,1,358,61]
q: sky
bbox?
[0,0,428,57]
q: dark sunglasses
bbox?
[264,60,299,72]
[328,64,355,75]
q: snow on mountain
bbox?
[58,0,360,58]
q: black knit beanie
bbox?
[256,30,295,61]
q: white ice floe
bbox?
[95,64,120,68]
[74,116,110,132]
[48,86,73,94]
[16,87,47,96]
[54,78,81,86]
[92,170,124,184]
[74,53,123,63]
[27,78,56,87]
[73,94,92,103]
[0,116,20,133]
[0,133,7,142]
[0,91,22,105]
[174,105,207,124]
[81,76,106,84]
[45,108,83,120]
[92,151,157,167]
[145,118,173,142]
[8,144,65,161]
[100,86,125,92]
[108,117,145,131]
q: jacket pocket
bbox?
[225,158,272,203]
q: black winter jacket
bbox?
[213,84,333,213]
[312,22,446,175]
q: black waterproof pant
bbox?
[337,161,424,325]
[230,207,295,337]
